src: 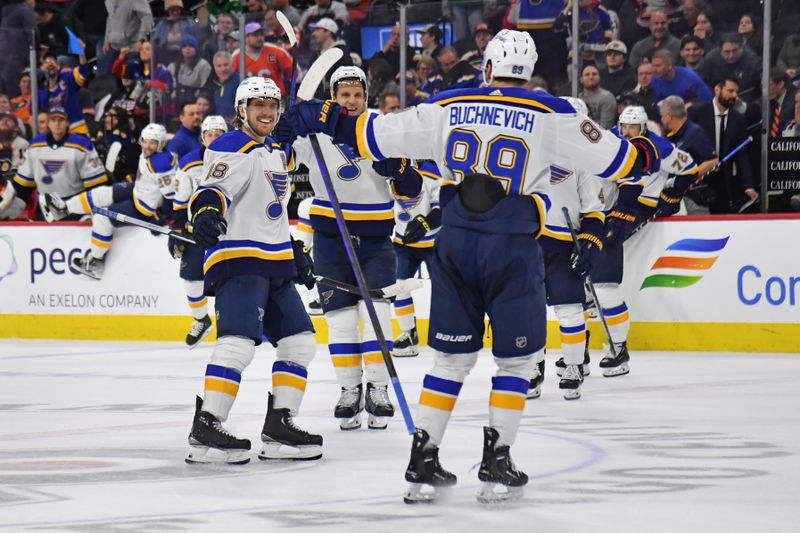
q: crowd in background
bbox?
[2,0,800,220]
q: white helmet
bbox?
[482,29,538,84]
[330,65,368,98]
[140,123,167,151]
[618,105,648,133]
[201,115,228,136]
[563,96,589,116]
[235,76,282,120]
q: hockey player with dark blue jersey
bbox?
[284,29,658,504]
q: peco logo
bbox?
[29,246,90,283]
[0,235,18,283]
[640,237,729,289]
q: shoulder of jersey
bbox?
[63,133,94,152]
[29,133,49,148]
[208,130,262,154]
[647,131,675,155]
[427,86,575,114]
[179,148,204,171]
[149,151,178,173]
[418,160,442,180]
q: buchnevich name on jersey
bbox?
[447,105,535,133]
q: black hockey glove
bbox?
[192,206,227,249]
[604,204,638,246]
[168,231,187,259]
[655,187,683,217]
[571,233,602,278]
[402,214,431,244]
[291,238,315,289]
[272,115,298,145]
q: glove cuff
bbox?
[577,232,603,250]
[192,205,221,224]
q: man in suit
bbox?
[768,67,797,138]
[690,76,758,213]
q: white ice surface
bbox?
[1,340,799,532]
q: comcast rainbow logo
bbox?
[640,237,730,289]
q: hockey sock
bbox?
[272,332,315,414]
[202,336,255,421]
[360,300,392,385]
[555,304,587,365]
[489,354,537,447]
[393,289,416,332]
[326,307,363,387]
[595,284,630,343]
[89,213,113,259]
[416,351,477,446]
[184,280,208,320]
[67,186,114,215]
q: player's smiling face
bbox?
[141,138,159,157]
[245,98,280,137]
[335,83,366,116]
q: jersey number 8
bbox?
[445,128,530,194]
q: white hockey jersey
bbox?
[131,151,178,217]
[392,164,441,248]
[13,133,107,197]
[174,148,204,215]
[350,87,639,236]
[540,164,605,254]
[189,130,294,289]
[290,132,395,237]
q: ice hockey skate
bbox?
[258,394,322,461]
[365,382,394,429]
[559,364,583,400]
[186,315,213,348]
[334,384,363,430]
[526,360,544,399]
[43,193,69,220]
[476,426,528,504]
[599,341,630,377]
[403,428,457,504]
[186,396,251,465]
[556,330,591,377]
[393,326,419,357]
[72,253,105,280]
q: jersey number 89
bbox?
[445,128,530,194]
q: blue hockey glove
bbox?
[272,115,298,145]
[373,158,422,198]
[192,206,227,249]
[402,214,431,244]
[291,238,315,289]
[604,204,638,246]
[282,99,344,138]
[571,233,602,278]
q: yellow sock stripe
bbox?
[204,377,239,397]
[331,354,362,367]
[91,237,112,249]
[606,311,630,326]
[272,372,307,392]
[363,352,384,365]
[419,390,457,411]
[395,305,415,316]
[560,331,587,345]
[489,391,526,410]
[187,298,208,309]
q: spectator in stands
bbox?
[379,91,401,114]
[692,10,719,53]
[366,58,395,109]
[264,7,292,50]
[416,24,444,65]
[0,113,29,220]
[579,64,616,129]
[0,0,39,99]
[438,47,481,91]
[166,102,202,159]
[507,0,568,90]
[525,75,549,93]
[232,22,293,95]
[629,10,681,68]
[659,95,718,214]
[273,0,301,27]
[402,71,429,107]
[777,27,800,80]
[679,35,705,71]
[34,3,68,58]
[299,0,350,32]
[169,36,213,110]
[112,41,173,125]
[697,33,762,102]
[36,111,48,136]
[98,0,153,76]
[780,91,800,137]
[416,55,443,97]
[206,51,239,120]
[768,68,797,138]
[459,22,493,69]
[223,31,241,55]
[246,0,268,14]
[196,93,213,119]
[650,49,713,104]
[203,13,238,61]
[632,61,658,112]
[204,0,243,17]
[38,52,93,136]
[370,24,415,77]
[689,76,757,214]
[310,18,353,70]
[737,14,762,57]
[443,0,484,42]
[600,40,636,97]
[555,0,615,66]
[10,72,32,136]
[92,104,140,183]
[153,0,198,66]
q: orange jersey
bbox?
[232,44,293,94]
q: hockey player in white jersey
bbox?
[590,106,698,377]
[277,66,423,431]
[185,77,321,464]
[168,115,228,348]
[285,29,658,503]
[530,96,604,401]
[5,106,108,222]
[72,123,177,280]
[391,161,442,357]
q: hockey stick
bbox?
[562,207,617,359]
[92,207,196,244]
[317,276,423,300]
[276,11,298,108]
[105,141,122,173]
